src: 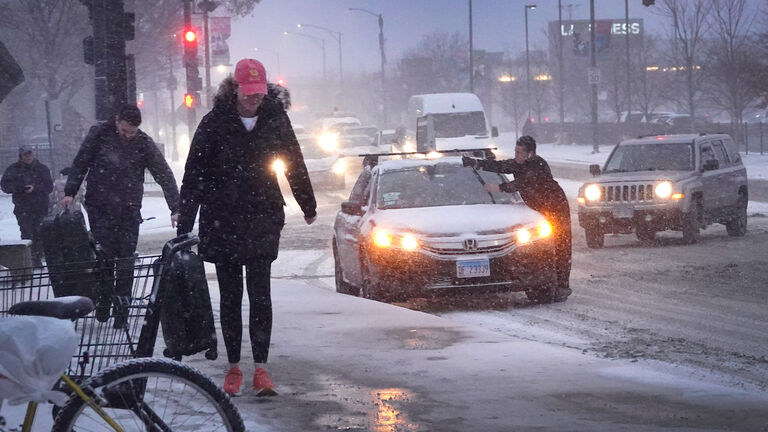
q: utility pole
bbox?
[198,0,219,109]
[469,0,474,93]
[590,0,599,153]
[81,0,136,120]
[348,8,387,127]
[558,0,565,141]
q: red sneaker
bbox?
[253,367,277,396]
[223,366,243,396]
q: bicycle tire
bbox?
[51,358,245,432]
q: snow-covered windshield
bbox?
[376,163,518,210]
[603,143,694,173]
[432,112,487,138]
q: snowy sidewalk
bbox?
[172,277,768,431]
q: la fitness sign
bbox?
[559,19,643,36]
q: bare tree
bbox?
[635,36,674,119]
[657,0,712,125]
[702,0,758,131]
[749,0,768,109]
[398,32,469,94]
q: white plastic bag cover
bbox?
[0,316,78,406]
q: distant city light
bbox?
[498,75,517,83]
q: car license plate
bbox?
[457,259,490,278]
[613,206,634,219]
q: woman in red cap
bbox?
[177,58,317,396]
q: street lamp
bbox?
[297,23,342,89]
[283,31,326,83]
[349,7,387,127]
[525,4,536,122]
[254,47,281,77]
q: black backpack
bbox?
[157,235,218,360]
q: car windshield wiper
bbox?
[603,169,627,173]
[469,166,496,204]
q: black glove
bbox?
[462,156,477,168]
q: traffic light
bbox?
[183,27,199,68]
[184,92,200,109]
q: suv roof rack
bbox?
[357,147,497,167]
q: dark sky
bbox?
[223,0,759,82]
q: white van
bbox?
[403,93,498,152]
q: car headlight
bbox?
[373,230,391,248]
[318,132,338,152]
[537,220,553,238]
[584,184,602,201]
[517,220,554,244]
[401,234,419,250]
[654,181,672,199]
[372,230,419,251]
[272,159,286,175]
[516,229,532,244]
[332,158,346,175]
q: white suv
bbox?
[577,134,748,247]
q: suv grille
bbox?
[601,184,654,203]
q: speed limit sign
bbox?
[588,67,601,85]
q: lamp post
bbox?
[297,24,342,87]
[525,4,536,122]
[469,0,474,93]
[254,47,281,77]
[283,31,326,83]
[348,7,387,127]
[624,0,631,123]
[590,0,598,153]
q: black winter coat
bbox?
[65,122,180,216]
[1,159,53,216]
[477,155,570,222]
[177,95,316,264]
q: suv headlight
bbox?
[654,181,672,199]
[584,184,602,201]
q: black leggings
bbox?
[215,260,272,364]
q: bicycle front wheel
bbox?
[52,358,244,432]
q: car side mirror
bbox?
[589,164,601,177]
[702,159,719,171]
[341,201,365,216]
[491,126,499,138]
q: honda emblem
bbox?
[463,239,478,251]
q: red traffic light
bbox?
[184,93,195,108]
[276,78,286,87]
[184,30,197,43]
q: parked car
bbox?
[577,133,747,247]
[333,154,558,302]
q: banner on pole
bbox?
[210,17,231,67]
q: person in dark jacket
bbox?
[177,58,317,397]
[62,104,180,328]
[1,146,53,265]
[463,135,572,302]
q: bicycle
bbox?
[0,234,244,432]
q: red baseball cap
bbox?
[234,58,268,95]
